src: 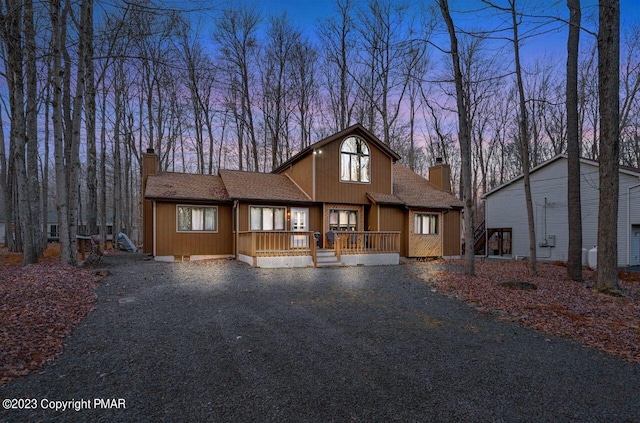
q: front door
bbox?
[291,208,309,248]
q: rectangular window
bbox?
[49,224,59,238]
[329,209,358,231]
[414,213,438,235]
[250,206,286,231]
[177,206,218,232]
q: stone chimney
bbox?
[429,158,452,193]
[142,148,158,254]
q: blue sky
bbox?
[240,0,638,71]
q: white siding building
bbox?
[482,155,640,267]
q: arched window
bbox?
[340,137,370,182]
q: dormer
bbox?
[273,124,401,204]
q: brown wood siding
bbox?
[308,205,322,232]
[142,152,158,254]
[408,210,443,257]
[367,204,379,231]
[155,202,233,256]
[283,154,314,199]
[314,137,392,204]
[379,206,406,257]
[443,209,461,256]
[143,199,153,254]
[238,203,249,232]
[428,164,451,193]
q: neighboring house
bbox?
[0,210,114,246]
[143,124,463,267]
[481,154,640,266]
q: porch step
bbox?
[315,249,342,267]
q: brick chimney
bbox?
[142,148,158,254]
[429,158,452,193]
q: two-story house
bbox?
[142,124,462,267]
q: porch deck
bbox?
[237,231,400,268]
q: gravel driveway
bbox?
[1,254,639,422]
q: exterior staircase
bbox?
[461,220,497,255]
[315,249,343,267]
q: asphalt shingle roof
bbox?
[145,172,229,201]
[144,163,459,209]
[393,163,463,209]
[366,192,405,205]
[219,170,310,202]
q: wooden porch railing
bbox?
[238,231,317,260]
[333,231,400,259]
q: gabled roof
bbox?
[273,123,401,174]
[482,154,640,199]
[386,164,462,209]
[219,169,311,202]
[145,172,229,201]
[392,163,463,209]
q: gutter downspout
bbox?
[234,200,239,259]
[152,200,157,257]
[627,182,640,266]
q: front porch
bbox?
[237,231,400,268]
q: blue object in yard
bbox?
[117,232,138,252]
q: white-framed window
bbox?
[250,206,286,231]
[340,136,370,183]
[414,213,438,235]
[177,205,218,232]
[329,209,358,231]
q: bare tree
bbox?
[0,104,9,249]
[85,0,97,236]
[0,0,42,263]
[483,0,537,274]
[566,0,582,281]
[438,0,474,276]
[260,13,300,169]
[318,0,356,132]
[289,36,319,150]
[352,0,413,146]
[596,0,620,293]
[51,0,72,263]
[213,5,261,171]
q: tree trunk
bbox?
[3,0,39,264]
[42,69,51,249]
[596,0,620,293]
[51,0,72,264]
[99,83,107,246]
[85,0,98,236]
[510,0,537,275]
[0,105,9,249]
[24,0,42,261]
[439,0,474,276]
[66,0,90,265]
[566,0,583,281]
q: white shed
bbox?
[481,155,640,267]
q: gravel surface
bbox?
[1,254,639,422]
